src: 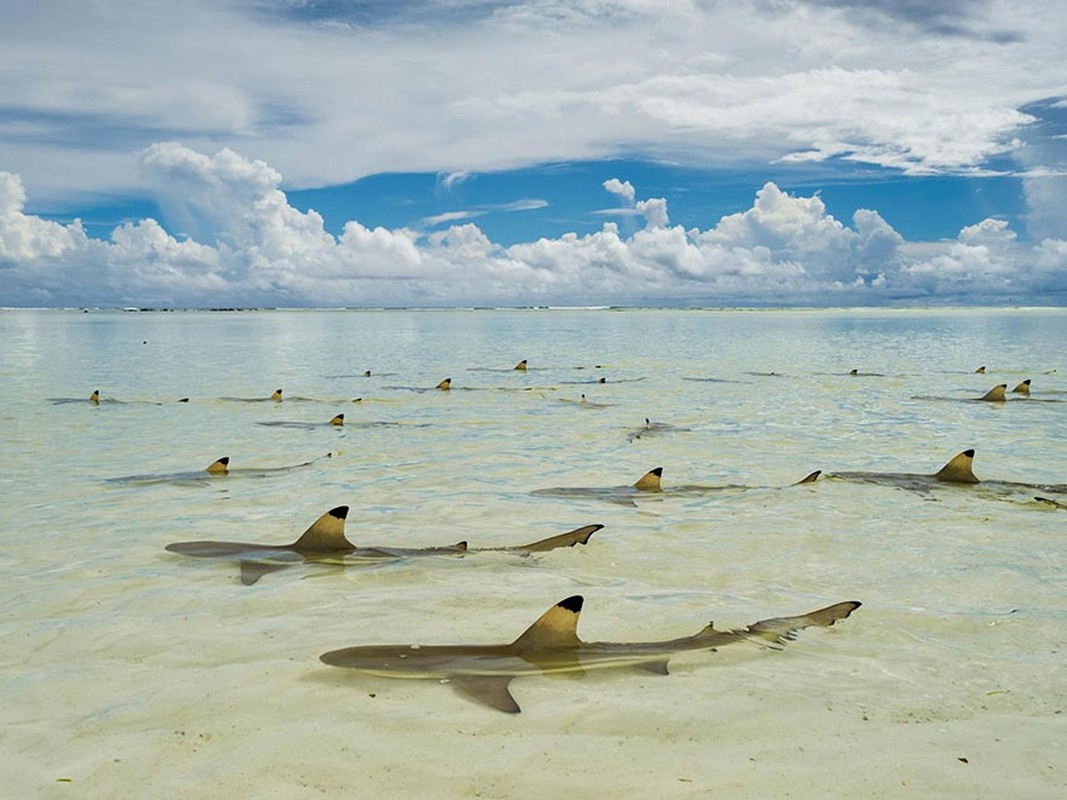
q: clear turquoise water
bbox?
[1,307,1064,798]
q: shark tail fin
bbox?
[979,384,1007,401]
[271,388,283,401]
[932,449,979,483]
[742,601,862,647]
[205,457,230,474]
[633,467,663,492]
[513,359,528,371]
[292,506,354,551]
[794,470,821,485]
[510,524,603,553]
[89,389,100,404]
[512,595,583,649]
[329,413,345,426]
[1011,379,1031,396]
[436,378,452,390]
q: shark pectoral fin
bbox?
[793,470,821,485]
[743,601,862,646]
[932,449,979,483]
[291,506,355,551]
[633,658,671,675]
[449,675,521,713]
[979,384,1007,401]
[205,457,230,474]
[633,467,663,492]
[512,524,604,553]
[239,554,302,585]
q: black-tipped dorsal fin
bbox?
[513,359,528,371]
[1011,379,1031,396]
[579,394,587,403]
[89,389,100,404]
[794,470,821,485]
[330,413,345,426]
[292,506,354,551]
[932,450,979,484]
[271,388,283,401]
[205,457,230,474]
[974,366,986,374]
[979,384,1007,401]
[512,596,583,649]
[633,467,663,491]
[436,378,452,390]
[848,368,858,375]
[453,541,469,551]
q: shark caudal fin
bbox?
[436,378,452,390]
[512,595,584,649]
[291,506,355,552]
[271,389,283,401]
[794,470,821,485]
[89,389,100,404]
[979,384,1007,401]
[742,600,862,646]
[329,414,345,426]
[205,457,230,474]
[513,359,528,371]
[510,524,603,553]
[1011,379,1031,396]
[932,449,980,483]
[633,467,663,492]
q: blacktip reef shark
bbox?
[48,389,188,405]
[911,382,1057,403]
[532,466,821,506]
[221,388,285,402]
[626,418,691,442]
[258,413,403,430]
[165,506,603,585]
[319,595,861,713]
[108,453,333,486]
[824,449,1067,498]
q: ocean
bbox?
[1,307,1064,799]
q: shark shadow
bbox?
[107,454,332,486]
[532,467,821,506]
[165,507,603,585]
[319,595,861,713]
[824,449,1067,498]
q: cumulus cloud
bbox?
[603,178,636,205]
[2,145,1065,308]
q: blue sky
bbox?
[1,0,1065,307]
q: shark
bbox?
[532,466,821,506]
[221,388,285,402]
[626,418,691,442]
[256,414,354,429]
[319,595,861,713]
[825,449,1067,497]
[165,506,603,585]
[108,454,332,486]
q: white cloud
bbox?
[603,178,636,205]
[2,145,1065,307]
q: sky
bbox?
[1,0,1065,308]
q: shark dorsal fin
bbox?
[330,414,345,426]
[848,368,858,375]
[363,370,372,377]
[513,359,528,371]
[974,366,986,374]
[932,450,979,483]
[979,384,1007,401]
[579,394,587,403]
[794,470,821,485]
[292,506,355,551]
[205,457,230,474]
[271,388,283,401]
[90,389,100,404]
[453,541,469,551]
[1011,379,1031,396]
[436,378,452,390]
[512,595,583,649]
[633,467,663,491]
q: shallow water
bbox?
[1,307,1064,799]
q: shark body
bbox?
[165,506,602,584]
[108,454,331,486]
[320,596,860,713]
[532,467,820,506]
[827,449,1067,497]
